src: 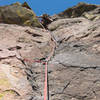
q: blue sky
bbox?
[0,0,100,16]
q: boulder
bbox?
[51,2,98,20]
[0,2,42,28]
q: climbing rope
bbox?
[23,58,49,100]
[44,61,49,100]
[0,1,56,99]
[23,34,56,100]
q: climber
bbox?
[38,14,53,29]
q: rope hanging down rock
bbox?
[23,31,56,100]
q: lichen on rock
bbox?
[0,2,43,28]
[52,2,98,20]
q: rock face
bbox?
[52,2,99,20]
[0,24,55,100]
[47,18,100,100]
[46,3,100,100]
[0,2,42,28]
[0,2,100,100]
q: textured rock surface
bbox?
[0,24,54,100]
[46,8,100,100]
[0,2,100,100]
[51,2,100,20]
[30,4,100,100]
[0,2,42,28]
